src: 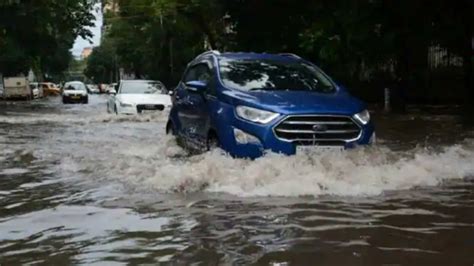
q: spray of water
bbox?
[57,133,474,197]
[3,100,472,198]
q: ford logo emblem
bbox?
[312,124,328,132]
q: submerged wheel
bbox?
[166,121,176,135]
[207,132,219,151]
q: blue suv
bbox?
[167,51,375,158]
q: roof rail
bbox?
[197,50,221,58]
[279,53,301,59]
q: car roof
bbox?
[120,79,162,83]
[192,51,302,63]
[65,81,83,84]
[220,52,301,61]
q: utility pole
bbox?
[115,54,119,82]
[169,38,174,78]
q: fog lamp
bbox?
[234,128,261,145]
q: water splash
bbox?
[57,135,474,198]
[0,112,170,125]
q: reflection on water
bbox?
[0,96,473,265]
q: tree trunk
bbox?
[462,0,473,117]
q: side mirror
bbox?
[185,80,207,93]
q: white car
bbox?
[107,80,172,114]
[62,81,89,104]
[87,84,100,94]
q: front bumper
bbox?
[117,104,171,115]
[217,110,375,159]
[63,95,87,103]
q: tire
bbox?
[207,132,219,151]
[83,97,89,104]
[166,121,176,135]
[62,97,67,104]
[167,121,187,148]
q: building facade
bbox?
[81,47,93,60]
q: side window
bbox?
[183,58,217,96]
[183,67,197,83]
[195,64,211,83]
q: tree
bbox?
[93,0,219,85]
[0,0,98,78]
[91,0,471,108]
[85,40,117,83]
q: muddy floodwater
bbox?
[1,95,473,265]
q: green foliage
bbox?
[0,0,98,78]
[84,39,117,83]
[90,0,472,103]
[89,0,215,85]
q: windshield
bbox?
[64,83,86,91]
[120,81,166,94]
[219,58,335,93]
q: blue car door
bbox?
[174,81,190,134]
[175,65,200,138]
[185,58,216,147]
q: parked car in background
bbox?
[103,83,118,94]
[166,51,375,158]
[98,84,107,94]
[86,84,100,94]
[29,82,44,99]
[107,80,171,114]
[41,82,61,96]
[3,77,31,100]
[62,81,88,104]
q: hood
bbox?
[117,94,172,105]
[222,89,366,115]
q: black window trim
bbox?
[182,56,218,96]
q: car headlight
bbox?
[236,106,280,124]
[353,109,371,125]
[119,102,134,108]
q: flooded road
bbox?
[1,96,473,265]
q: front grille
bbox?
[274,115,361,146]
[137,104,165,113]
